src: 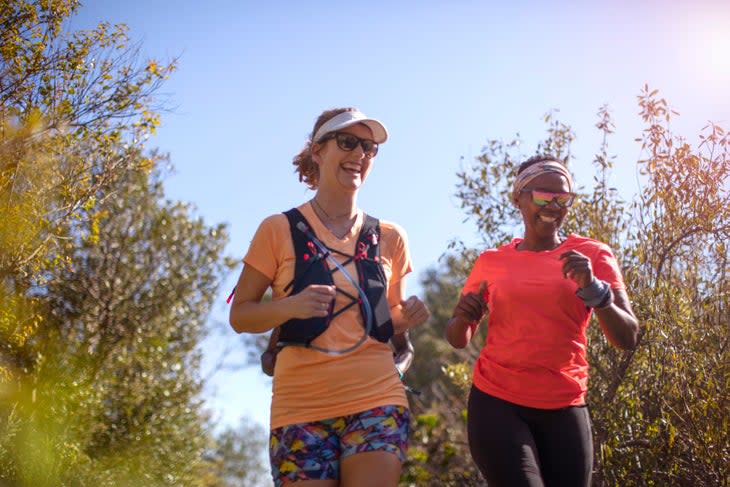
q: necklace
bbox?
[311,198,354,221]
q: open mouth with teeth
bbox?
[538,214,560,224]
[341,164,362,176]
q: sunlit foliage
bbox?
[1,1,267,485]
[403,87,729,486]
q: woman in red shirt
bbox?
[446,155,639,487]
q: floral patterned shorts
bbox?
[269,405,409,486]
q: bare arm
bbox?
[445,317,475,349]
[594,288,639,350]
[228,264,335,334]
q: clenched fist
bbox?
[453,280,488,323]
[288,284,336,319]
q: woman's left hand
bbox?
[559,250,594,288]
[399,295,430,329]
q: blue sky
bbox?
[71,1,730,433]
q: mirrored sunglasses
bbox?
[319,132,378,156]
[522,189,576,207]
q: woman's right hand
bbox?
[230,266,335,333]
[452,281,488,323]
[287,284,336,319]
[445,281,488,349]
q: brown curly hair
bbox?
[292,107,357,189]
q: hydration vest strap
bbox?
[276,208,392,349]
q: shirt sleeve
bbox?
[462,252,489,296]
[383,221,413,284]
[243,215,285,281]
[592,244,625,290]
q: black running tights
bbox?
[467,385,593,487]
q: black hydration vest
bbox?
[276,208,394,348]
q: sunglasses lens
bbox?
[334,133,378,156]
[556,195,573,206]
[362,140,378,155]
[336,134,359,151]
[530,190,574,207]
[532,191,551,206]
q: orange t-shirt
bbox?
[461,234,625,409]
[244,202,412,429]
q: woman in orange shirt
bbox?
[446,155,639,487]
[230,107,429,487]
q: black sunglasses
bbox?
[318,132,379,157]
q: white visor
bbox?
[313,110,388,144]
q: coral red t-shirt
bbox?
[461,234,625,409]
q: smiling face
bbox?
[312,123,375,193]
[515,171,571,241]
